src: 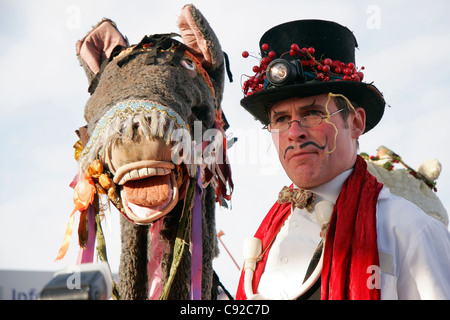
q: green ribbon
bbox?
[93,195,120,300]
[159,175,196,300]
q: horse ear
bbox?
[76,19,128,84]
[178,4,225,106]
[178,5,224,70]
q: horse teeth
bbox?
[117,167,171,185]
[130,170,139,180]
[138,168,148,177]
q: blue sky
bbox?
[1,0,449,295]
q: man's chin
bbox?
[285,167,319,189]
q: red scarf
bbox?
[236,156,383,300]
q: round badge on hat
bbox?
[240,19,386,133]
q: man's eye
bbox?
[305,110,324,117]
[273,115,289,123]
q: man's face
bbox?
[270,93,365,189]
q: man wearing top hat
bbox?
[236,20,450,300]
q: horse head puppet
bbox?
[57,4,233,300]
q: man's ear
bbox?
[351,107,366,139]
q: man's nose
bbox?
[287,120,308,141]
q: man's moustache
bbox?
[283,141,327,159]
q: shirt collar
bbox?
[294,169,353,205]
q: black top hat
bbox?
[240,19,385,133]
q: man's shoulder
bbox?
[376,187,447,236]
[378,188,421,209]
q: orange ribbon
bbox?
[56,175,96,261]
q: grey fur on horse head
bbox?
[68,4,233,300]
[82,30,224,137]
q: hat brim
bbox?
[240,81,385,133]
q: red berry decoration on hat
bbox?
[241,43,273,96]
[241,42,365,97]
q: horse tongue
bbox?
[123,175,171,207]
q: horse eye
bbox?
[181,59,195,71]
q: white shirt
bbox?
[258,170,450,300]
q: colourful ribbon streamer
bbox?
[77,204,96,264]
[56,174,96,261]
[159,176,194,300]
[190,167,203,300]
[147,219,166,299]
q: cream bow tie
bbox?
[278,186,316,212]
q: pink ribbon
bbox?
[190,168,203,300]
[71,173,95,264]
[148,219,166,299]
[77,204,96,264]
